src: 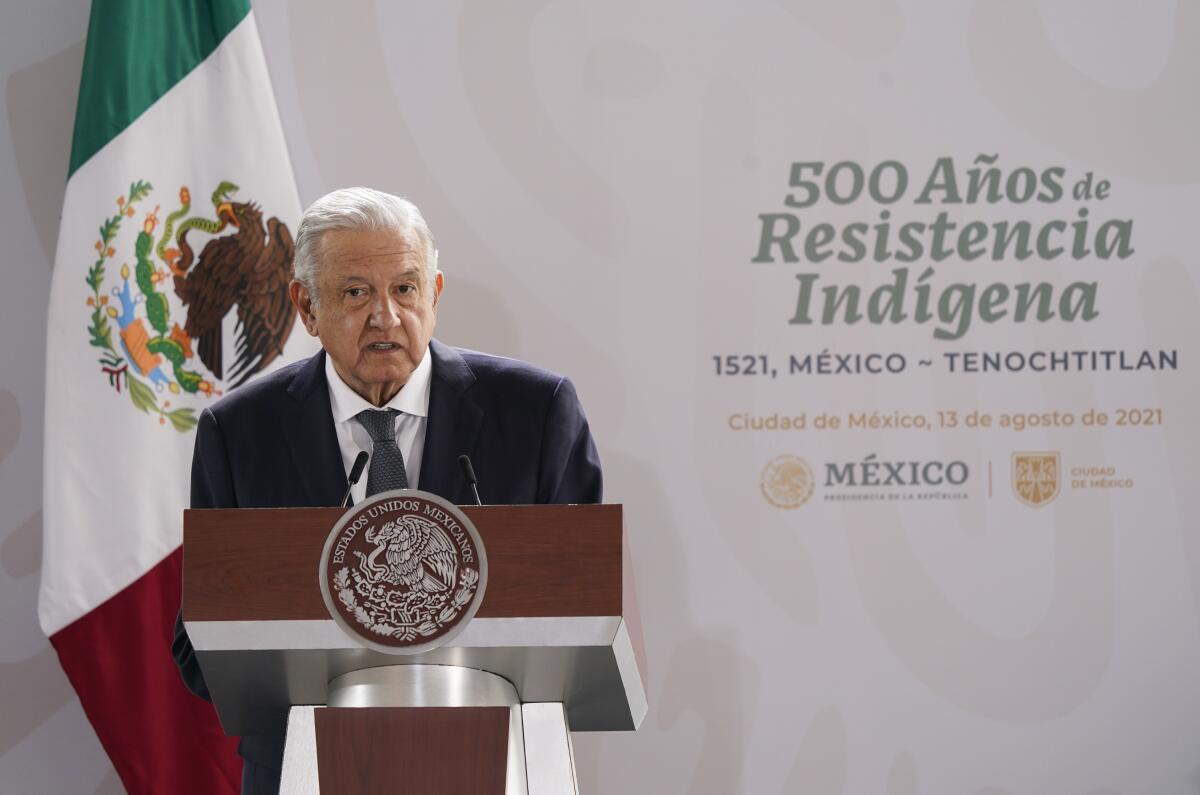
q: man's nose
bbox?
[369,296,402,329]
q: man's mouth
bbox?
[365,342,399,352]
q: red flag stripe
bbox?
[49,548,240,794]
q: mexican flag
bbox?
[38,1,314,791]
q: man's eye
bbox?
[396,284,415,295]
[345,287,367,298]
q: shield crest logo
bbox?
[1012,452,1061,507]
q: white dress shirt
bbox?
[325,347,432,504]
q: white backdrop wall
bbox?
[1,1,1197,793]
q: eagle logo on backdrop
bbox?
[84,180,295,430]
[1012,452,1061,507]
[761,454,815,509]
[320,492,487,654]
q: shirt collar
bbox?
[325,346,433,424]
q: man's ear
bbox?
[432,271,444,310]
[289,280,319,336]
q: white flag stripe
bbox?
[40,13,314,636]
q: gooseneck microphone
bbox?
[458,454,483,506]
[341,451,370,507]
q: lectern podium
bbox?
[182,503,646,794]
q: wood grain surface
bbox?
[315,707,509,794]
[182,504,623,621]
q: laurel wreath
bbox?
[334,566,480,642]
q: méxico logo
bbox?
[319,491,488,654]
[761,454,816,509]
[84,180,295,431]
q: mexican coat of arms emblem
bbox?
[320,491,488,654]
[84,180,295,430]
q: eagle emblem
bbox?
[352,516,459,593]
[84,180,295,431]
[320,492,487,654]
[761,454,815,509]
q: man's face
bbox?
[290,227,443,406]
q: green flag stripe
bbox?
[68,0,251,178]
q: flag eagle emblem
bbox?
[84,180,295,430]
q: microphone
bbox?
[458,454,483,506]
[341,451,369,507]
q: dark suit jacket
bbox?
[171,339,602,790]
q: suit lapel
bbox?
[281,350,348,507]
[419,339,482,502]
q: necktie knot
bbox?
[355,408,398,442]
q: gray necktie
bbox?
[354,408,409,496]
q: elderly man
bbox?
[172,187,602,794]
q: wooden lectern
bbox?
[182,503,646,794]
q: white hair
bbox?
[293,187,438,305]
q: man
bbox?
[172,187,602,794]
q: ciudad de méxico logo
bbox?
[84,180,295,430]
